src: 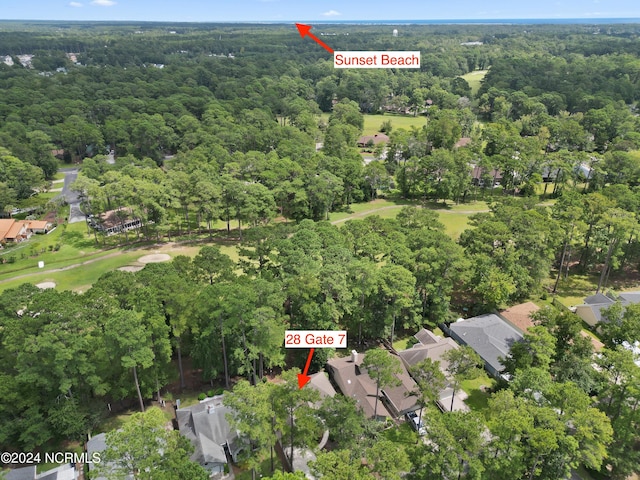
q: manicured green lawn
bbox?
[460,70,488,96]
[393,336,411,351]
[550,273,600,308]
[0,226,240,293]
[362,114,426,136]
[318,113,427,136]
[95,412,135,435]
[383,422,419,445]
[329,198,485,239]
[328,198,419,223]
[461,371,495,414]
[0,222,100,277]
[439,211,471,239]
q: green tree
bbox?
[503,325,556,374]
[94,407,208,480]
[310,449,373,480]
[365,439,410,480]
[410,357,446,426]
[225,380,277,479]
[443,346,483,412]
[192,245,235,285]
[272,369,321,471]
[361,349,402,419]
[318,395,365,449]
[103,309,156,412]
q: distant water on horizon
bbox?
[308,18,640,25]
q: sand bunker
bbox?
[119,266,145,273]
[36,282,56,289]
[137,253,171,264]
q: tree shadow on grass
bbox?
[464,389,490,413]
[384,423,418,445]
[61,229,96,250]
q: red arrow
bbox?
[295,23,334,54]
[297,348,315,389]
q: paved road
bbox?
[55,167,85,224]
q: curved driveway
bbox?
[55,167,85,223]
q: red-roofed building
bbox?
[0,219,53,245]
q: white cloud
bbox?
[91,0,117,6]
[322,10,341,17]
[69,1,83,6]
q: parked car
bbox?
[405,411,426,436]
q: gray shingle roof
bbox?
[5,466,36,480]
[584,293,614,305]
[578,291,640,324]
[619,292,640,304]
[176,395,240,467]
[449,313,523,374]
[86,433,109,480]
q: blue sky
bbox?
[1,0,639,22]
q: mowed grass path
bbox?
[329,198,487,239]
[362,114,426,135]
[460,69,488,96]
[319,113,426,136]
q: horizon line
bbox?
[1,17,640,24]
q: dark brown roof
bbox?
[381,362,420,416]
[471,165,503,180]
[357,133,389,146]
[326,353,392,419]
[414,328,439,345]
[100,208,137,229]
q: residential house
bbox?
[398,328,469,412]
[326,350,419,419]
[0,219,31,243]
[471,165,503,187]
[176,395,243,476]
[90,208,143,236]
[357,133,389,148]
[86,433,128,480]
[574,291,640,328]
[446,313,523,379]
[27,220,53,234]
[0,219,52,245]
[382,363,421,418]
[501,301,604,352]
[499,301,540,334]
[4,464,79,480]
[4,466,37,480]
[307,372,337,401]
